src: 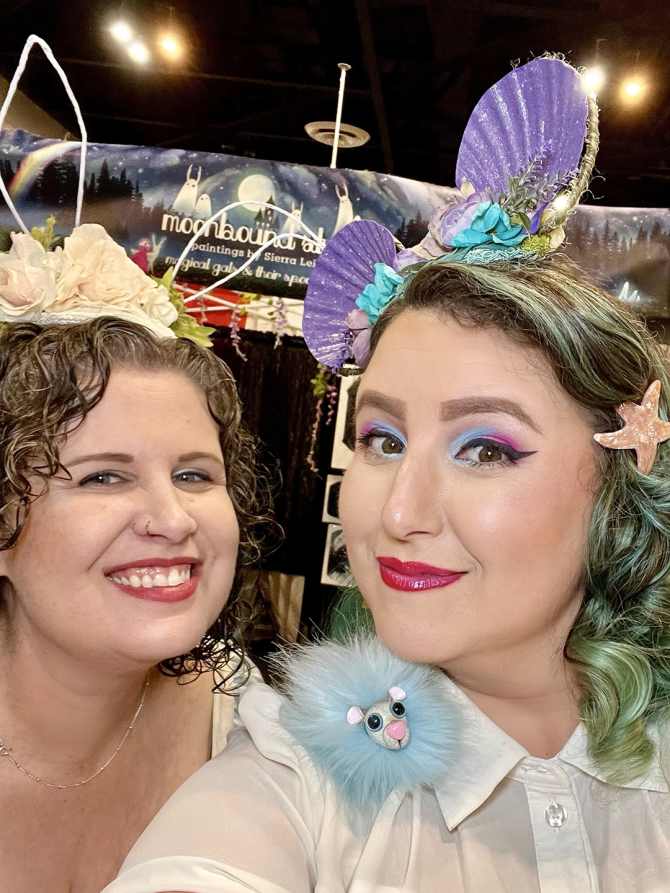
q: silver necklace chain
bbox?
[0,675,151,790]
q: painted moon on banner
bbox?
[238,174,274,211]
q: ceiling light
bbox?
[620,74,648,105]
[158,32,184,61]
[127,40,151,65]
[109,20,134,44]
[581,65,606,96]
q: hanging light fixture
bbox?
[620,74,649,106]
[158,31,184,61]
[109,19,134,44]
[581,65,606,96]
[127,40,151,65]
[157,5,186,63]
[581,38,607,97]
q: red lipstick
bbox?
[377,556,466,592]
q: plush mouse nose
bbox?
[386,720,407,741]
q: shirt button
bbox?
[545,800,567,828]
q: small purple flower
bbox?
[345,308,373,367]
[435,193,488,247]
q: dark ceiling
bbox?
[2,0,669,207]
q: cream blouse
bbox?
[105,674,670,893]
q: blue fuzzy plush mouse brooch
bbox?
[277,636,456,819]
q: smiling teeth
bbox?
[108,565,191,588]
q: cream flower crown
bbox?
[0,37,212,345]
[0,218,180,338]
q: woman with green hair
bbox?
[107,57,670,892]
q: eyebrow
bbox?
[65,451,225,468]
[356,390,406,421]
[356,390,542,434]
[439,397,542,434]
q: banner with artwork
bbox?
[1,128,669,312]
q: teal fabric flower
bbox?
[356,262,403,324]
[450,201,526,248]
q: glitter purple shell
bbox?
[302,219,397,368]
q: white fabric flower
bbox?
[0,224,178,336]
[55,224,177,328]
[139,280,179,328]
[0,232,60,319]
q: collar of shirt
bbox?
[431,673,669,831]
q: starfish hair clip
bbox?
[593,381,670,474]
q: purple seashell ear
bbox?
[303,219,397,369]
[456,57,588,210]
[407,58,591,259]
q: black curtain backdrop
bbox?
[212,328,339,635]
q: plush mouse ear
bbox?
[388,686,406,701]
[346,705,365,725]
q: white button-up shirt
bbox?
[105,675,670,893]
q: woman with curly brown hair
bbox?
[0,35,273,893]
[0,318,270,893]
[0,315,268,893]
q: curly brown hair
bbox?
[0,316,272,689]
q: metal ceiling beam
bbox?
[154,105,293,148]
[0,53,370,96]
[82,112,183,129]
[355,0,393,172]
[430,0,601,21]
[1,0,35,13]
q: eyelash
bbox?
[357,429,533,468]
[357,429,406,459]
[79,471,123,487]
[453,437,533,468]
[78,469,214,487]
[173,470,213,484]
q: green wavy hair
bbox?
[335,253,670,785]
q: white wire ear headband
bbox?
[0,34,87,233]
[172,201,325,310]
